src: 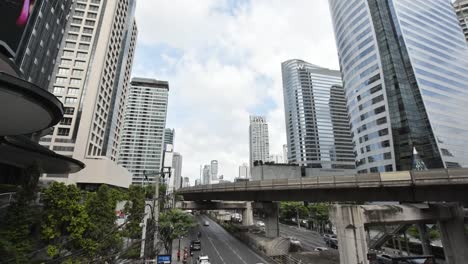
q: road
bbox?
[183,215,269,264]
[279,223,327,251]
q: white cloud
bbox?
[133,0,339,183]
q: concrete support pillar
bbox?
[331,204,369,264]
[416,223,432,255]
[433,203,468,264]
[263,202,280,238]
[242,202,254,226]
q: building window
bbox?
[76,3,86,9]
[65,97,77,104]
[81,35,91,42]
[68,34,78,40]
[75,60,86,67]
[60,117,72,125]
[87,12,97,19]
[56,77,67,84]
[65,42,75,48]
[74,11,84,17]
[83,27,93,34]
[70,26,80,32]
[64,107,75,115]
[78,43,89,50]
[53,86,65,94]
[63,50,73,57]
[70,78,81,85]
[72,18,82,24]
[57,128,70,136]
[53,146,74,152]
[77,52,87,58]
[58,68,69,75]
[68,88,80,95]
[72,69,83,76]
[61,59,72,65]
[85,20,95,26]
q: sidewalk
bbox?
[171,236,192,263]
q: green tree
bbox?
[82,185,122,261]
[158,209,195,253]
[123,185,145,239]
[0,165,41,263]
[279,202,308,221]
[41,182,89,259]
[308,203,331,233]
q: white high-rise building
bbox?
[249,115,270,167]
[172,152,183,190]
[268,154,283,164]
[202,165,211,185]
[118,78,169,185]
[40,0,138,188]
[210,160,218,180]
[282,144,289,164]
[239,163,249,178]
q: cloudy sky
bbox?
[132,0,340,183]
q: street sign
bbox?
[157,254,172,264]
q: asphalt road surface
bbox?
[186,215,269,264]
[279,223,327,251]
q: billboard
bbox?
[0,0,37,57]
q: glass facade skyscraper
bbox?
[281,59,355,169]
[329,0,468,173]
[454,0,468,43]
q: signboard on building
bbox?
[0,0,38,57]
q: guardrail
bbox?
[178,168,468,194]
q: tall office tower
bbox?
[202,165,211,184]
[239,163,249,178]
[172,152,183,190]
[118,78,169,184]
[281,60,355,169]
[210,160,218,180]
[182,177,190,188]
[40,0,138,187]
[282,144,288,163]
[0,0,73,89]
[249,116,270,167]
[454,0,468,43]
[329,0,468,173]
[164,128,175,147]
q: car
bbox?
[190,240,201,251]
[197,255,211,264]
[203,221,210,226]
[256,221,265,227]
[288,236,301,246]
[314,247,329,251]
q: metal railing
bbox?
[178,168,468,193]
[0,192,15,208]
[269,254,303,264]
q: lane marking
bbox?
[208,236,226,264]
[221,238,249,264]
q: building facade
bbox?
[172,152,183,190]
[454,0,468,43]
[239,163,249,178]
[329,0,468,173]
[39,0,138,187]
[281,60,355,169]
[282,144,288,164]
[268,154,284,164]
[164,128,175,147]
[12,0,74,89]
[249,115,270,167]
[182,177,190,188]
[210,160,218,180]
[202,165,211,185]
[118,78,169,184]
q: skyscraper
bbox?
[249,115,270,167]
[172,152,183,190]
[202,165,211,184]
[239,163,249,178]
[164,128,175,147]
[14,0,74,89]
[40,0,138,187]
[282,144,288,164]
[454,0,468,43]
[118,78,169,184]
[329,0,468,173]
[281,60,355,169]
[210,160,218,180]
